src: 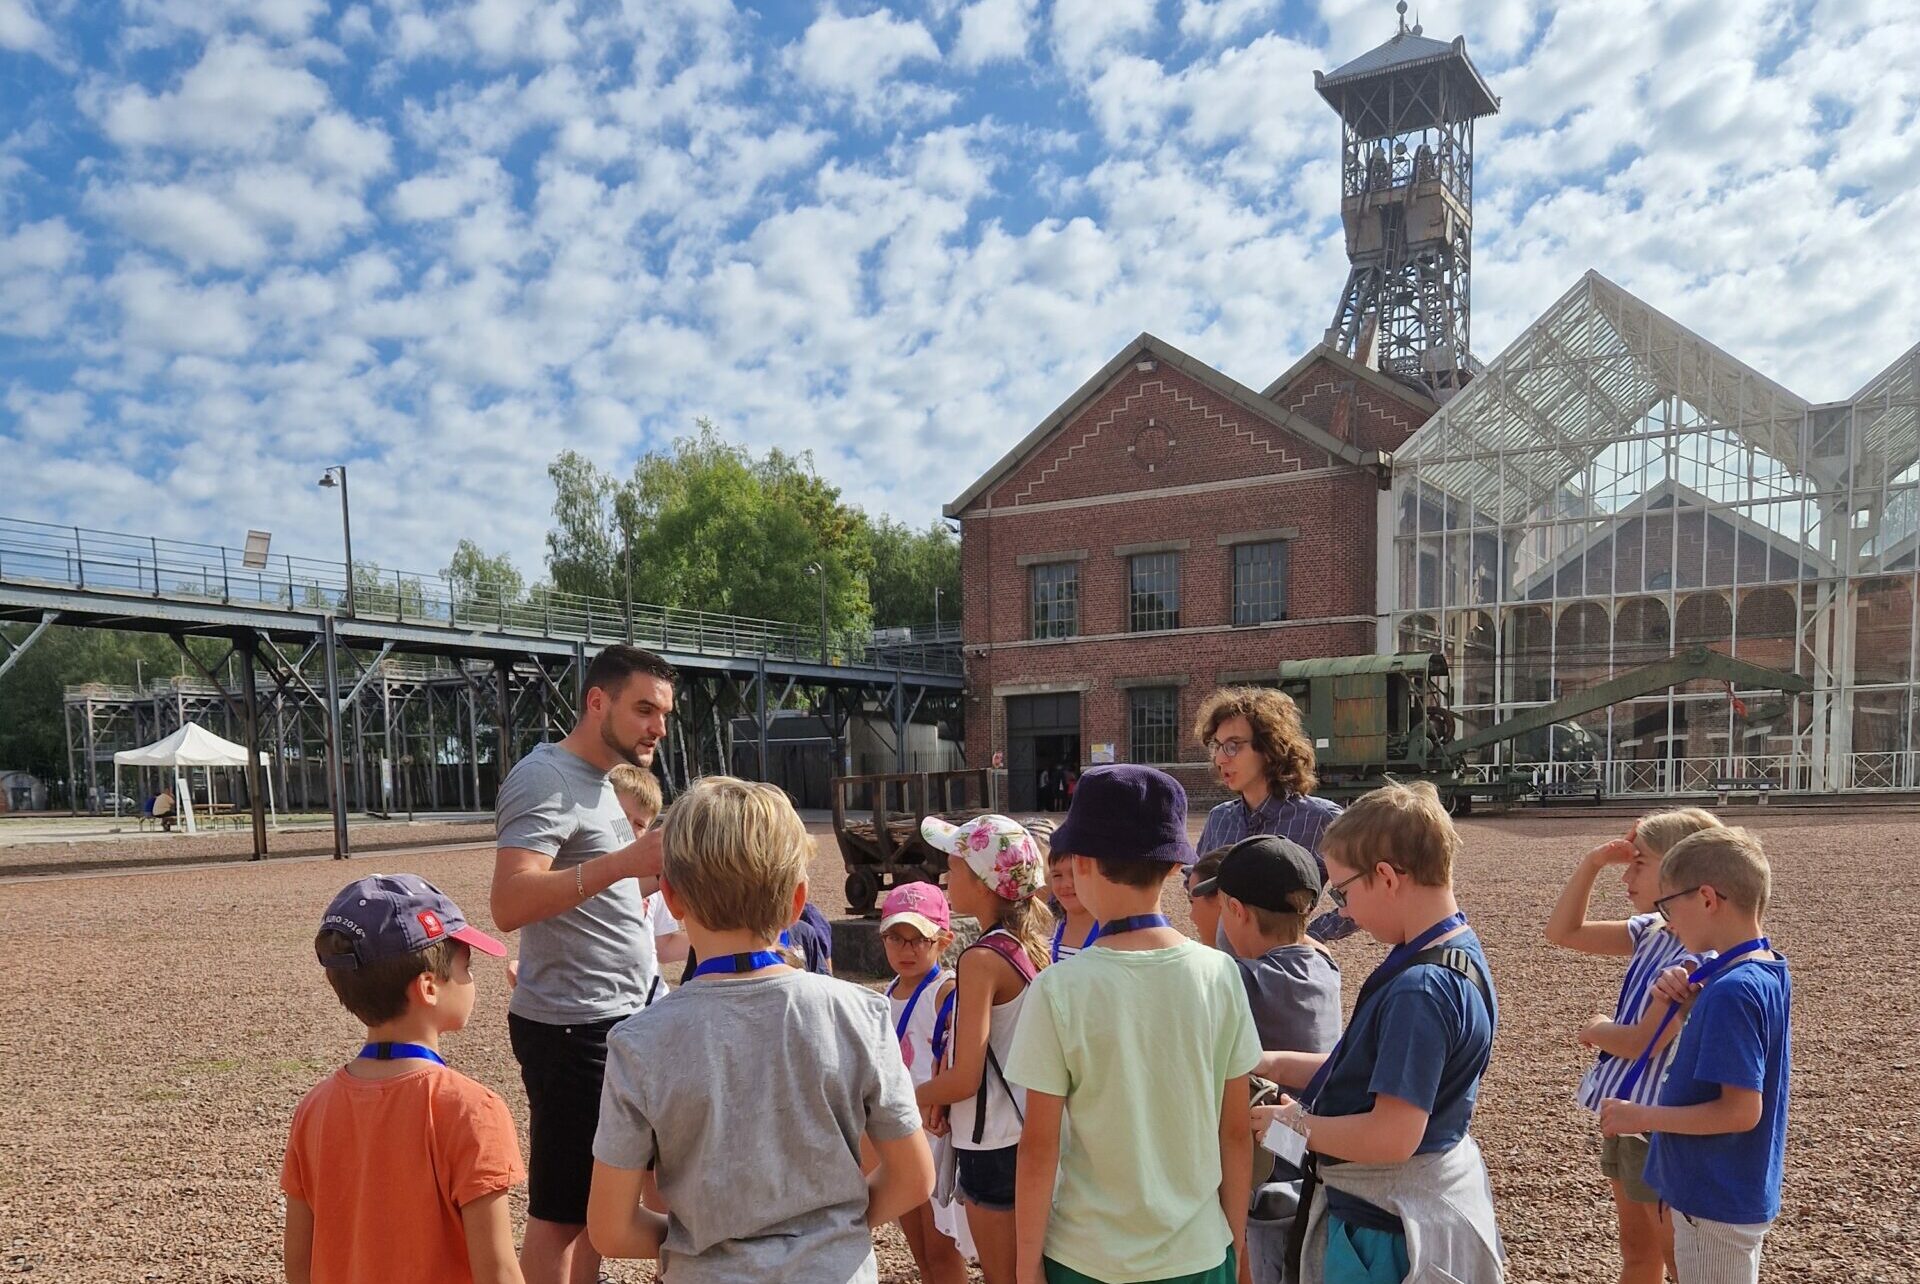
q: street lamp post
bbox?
[805,562,828,662]
[933,586,943,639]
[317,465,355,617]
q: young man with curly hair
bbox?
[1192,686,1353,943]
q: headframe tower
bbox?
[1316,3,1499,401]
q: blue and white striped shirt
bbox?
[1576,913,1699,1110]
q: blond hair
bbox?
[1246,889,1318,943]
[1192,686,1317,797]
[1321,780,1459,888]
[663,776,810,938]
[1631,806,1721,857]
[1661,826,1770,914]
[608,763,663,820]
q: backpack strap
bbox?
[960,929,1034,1144]
[1407,944,1495,1018]
[965,929,1038,983]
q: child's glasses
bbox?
[1652,885,1703,921]
[881,931,940,949]
[1326,869,1368,909]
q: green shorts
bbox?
[1043,1247,1235,1284]
[1600,1132,1659,1204]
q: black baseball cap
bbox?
[1205,835,1324,910]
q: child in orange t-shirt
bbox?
[282,875,526,1284]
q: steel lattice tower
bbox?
[1316,3,1500,401]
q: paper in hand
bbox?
[1261,1117,1308,1167]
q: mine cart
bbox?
[831,769,993,915]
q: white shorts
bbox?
[1674,1211,1770,1284]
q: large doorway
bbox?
[1007,693,1081,812]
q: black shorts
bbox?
[508,1011,626,1225]
[956,1144,1018,1211]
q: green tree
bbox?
[545,450,622,600]
[545,422,874,641]
[443,540,526,625]
[0,626,205,799]
[864,517,960,630]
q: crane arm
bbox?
[1448,647,1812,759]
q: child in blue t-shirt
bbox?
[1544,807,1721,1284]
[1254,782,1501,1284]
[1601,826,1790,1284]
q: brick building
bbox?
[945,333,1434,811]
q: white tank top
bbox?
[947,931,1031,1151]
[888,967,949,1087]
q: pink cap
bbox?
[879,881,951,937]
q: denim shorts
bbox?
[956,1144,1018,1211]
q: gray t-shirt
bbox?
[496,741,656,1024]
[593,971,923,1284]
[1236,944,1342,1067]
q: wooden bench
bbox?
[1714,778,1773,805]
[1537,779,1604,804]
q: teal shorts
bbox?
[1043,1247,1236,1284]
[1324,1215,1410,1284]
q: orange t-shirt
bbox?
[281,1063,525,1284]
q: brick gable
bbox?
[984,363,1337,511]
[1267,355,1430,454]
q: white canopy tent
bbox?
[113,723,275,834]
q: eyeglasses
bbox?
[881,931,939,948]
[1325,869,1368,910]
[1205,737,1251,759]
[1652,886,1703,921]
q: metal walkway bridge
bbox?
[1,517,963,859]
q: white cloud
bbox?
[96,39,329,153]
[786,6,949,122]
[952,0,1035,69]
[0,0,58,60]
[5,0,1918,581]
[1049,0,1153,73]
[90,181,271,269]
[1178,0,1279,46]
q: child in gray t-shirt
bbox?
[587,777,931,1283]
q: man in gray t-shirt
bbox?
[492,644,675,1284]
[594,970,924,1284]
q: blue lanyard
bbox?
[1614,937,1770,1099]
[1305,911,1469,1104]
[358,1041,445,1066]
[891,967,943,1044]
[690,950,784,979]
[930,990,958,1064]
[1051,919,1100,962]
[1097,913,1170,938]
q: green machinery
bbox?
[1272,646,1813,810]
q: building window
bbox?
[1031,562,1080,639]
[1233,541,1290,625]
[1128,687,1179,764]
[1129,552,1181,632]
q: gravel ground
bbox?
[1,811,1910,1281]
[0,819,495,875]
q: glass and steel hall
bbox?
[1390,270,1920,794]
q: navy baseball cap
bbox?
[1050,764,1198,866]
[317,874,505,970]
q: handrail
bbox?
[0,516,962,676]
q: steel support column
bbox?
[322,614,351,859]
[238,633,268,860]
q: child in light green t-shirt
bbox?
[1006,765,1261,1284]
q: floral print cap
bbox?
[921,813,1048,902]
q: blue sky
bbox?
[1,0,1914,584]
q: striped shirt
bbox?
[1197,791,1343,865]
[1575,914,1699,1110]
